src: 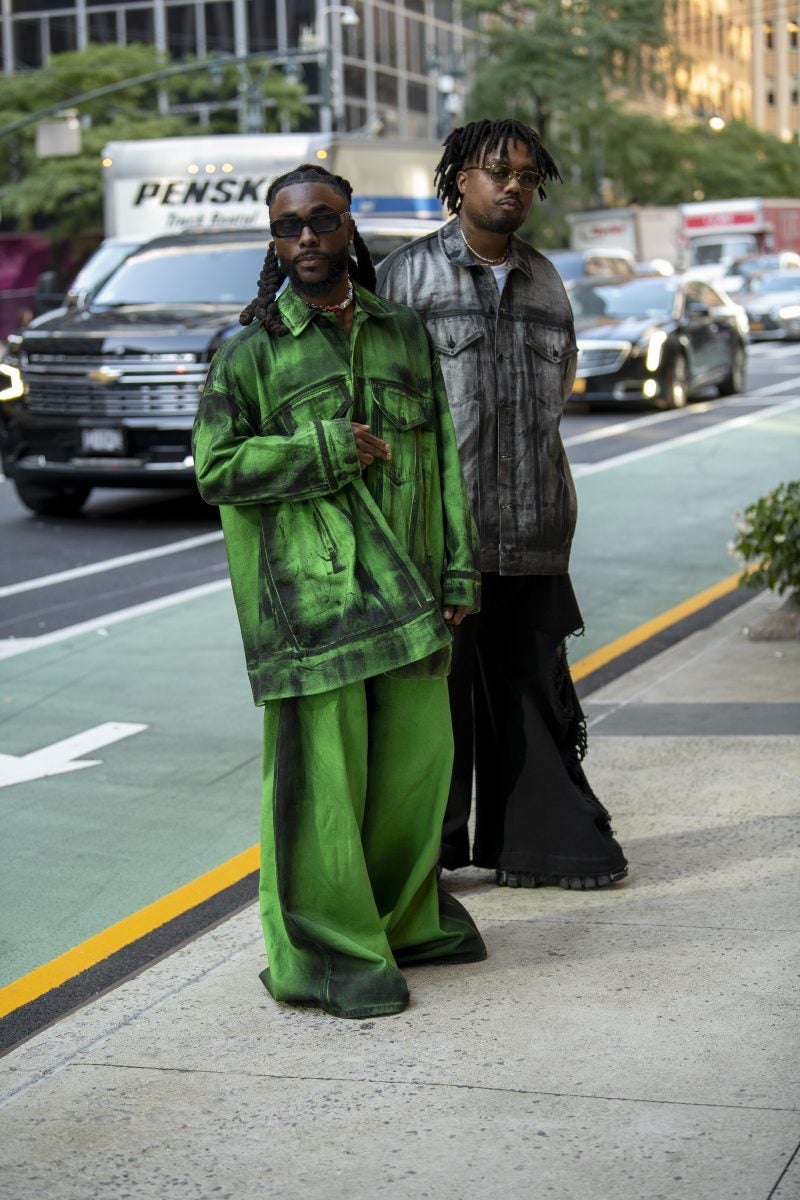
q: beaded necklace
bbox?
[459,224,509,266]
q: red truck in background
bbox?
[678,197,800,277]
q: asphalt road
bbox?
[1,338,798,642]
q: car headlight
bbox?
[778,305,800,320]
[640,330,668,372]
[0,362,24,402]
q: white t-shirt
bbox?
[490,262,509,294]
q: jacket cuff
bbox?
[442,568,481,611]
[319,417,362,491]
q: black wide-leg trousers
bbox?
[441,573,627,879]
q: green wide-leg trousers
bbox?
[258,674,486,1018]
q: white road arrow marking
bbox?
[0,722,147,788]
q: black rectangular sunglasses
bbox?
[270,210,351,239]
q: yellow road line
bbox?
[0,571,747,1024]
[0,845,259,1020]
[571,571,743,681]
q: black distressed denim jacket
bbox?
[376,218,578,575]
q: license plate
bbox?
[571,377,586,394]
[81,427,125,454]
[749,320,764,330]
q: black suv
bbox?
[0,220,442,516]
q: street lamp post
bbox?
[426,55,464,140]
[315,3,360,133]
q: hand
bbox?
[352,423,391,468]
[443,604,471,627]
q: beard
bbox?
[470,207,525,236]
[280,246,352,297]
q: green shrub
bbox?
[730,481,800,600]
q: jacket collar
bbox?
[278,279,393,337]
[439,215,532,280]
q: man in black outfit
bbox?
[376,119,628,890]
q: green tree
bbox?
[0,43,309,240]
[463,0,673,242]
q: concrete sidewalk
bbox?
[1,589,798,1200]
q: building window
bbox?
[765,22,773,49]
[126,8,155,46]
[767,89,775,106]
[407,81,428,112]
[789,20,799,50]
[88,14,117,44]
[344,63,367,99]
[247,1,278,51]
[49,12,78,54]
[12,19,43,68]
[205,1,236,54]
[376,71,399,106]
[167,6,198,58]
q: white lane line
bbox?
[0,531,224,599]
[565,396,735,448]
[0,579,231,661]
[572,396,800,478]
[564,376,799,449]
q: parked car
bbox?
[543,248,636,281]
[721,251,800,296]
[740,271,800,341]
[568,275,747,409]
[0,219,443,516]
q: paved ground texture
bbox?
[0,589,798,1200]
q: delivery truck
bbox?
[677,197,800,276]
[566,206,680,265]
[101,132,443,238]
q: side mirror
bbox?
[32,270,64,315]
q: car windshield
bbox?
[69,240,142,298]
[570,278,678,320]
[92,243,266,307]
[690,237,757,266]
[748,272,800,295]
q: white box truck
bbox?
[101,132,444,237]
[566,206,680,265]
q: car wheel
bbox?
[717,342,746,397]
[14,481,91,517]
[659,353,689,409]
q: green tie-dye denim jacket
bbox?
[192,282,480,703]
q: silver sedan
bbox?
[742,271,800,340]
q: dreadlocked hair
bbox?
[434,119,562,215]
[239,162,377,336]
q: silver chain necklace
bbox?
[459,224,509,265]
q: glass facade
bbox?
[1,0,475,139]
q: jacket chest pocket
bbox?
[369,380,432,483]
[260,375,352,435]
[524,327,577,413]
[429,318,484,408]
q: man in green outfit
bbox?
[192,164,486,1020]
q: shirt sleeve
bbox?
[192,347,361,507]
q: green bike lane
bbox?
[1,398,798,1003]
